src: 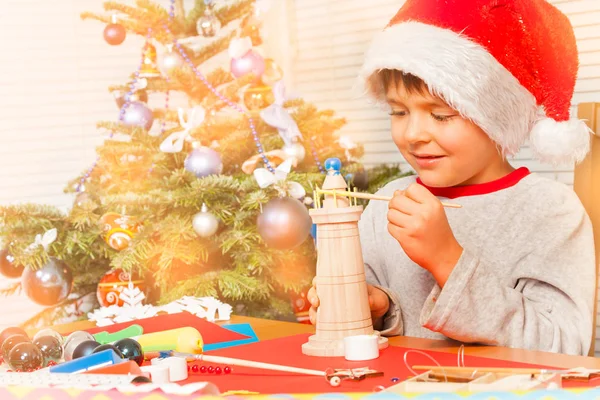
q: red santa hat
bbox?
[357,0,591,165]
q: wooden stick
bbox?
[412,366,565,375]
[173,352,326,377]
[319,189,462,209]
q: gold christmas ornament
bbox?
[243,84,275,111]
[100,212,143,251]
[261,58,284,86]
[139,41,161,79]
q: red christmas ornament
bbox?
[99,212,142,251]
[290,286,312,324]
[96,268,145,307]
[104,23,126,46]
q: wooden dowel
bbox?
[412,366,564,375]
[320,189,462,208]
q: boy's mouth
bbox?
[412,153,445,167]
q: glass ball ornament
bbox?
[2,334,30,360]
[33,328,63,344]
[231,50,265,79]
[21,257,73,306]
[282,142,306,163]
[257,197,312,249]
[33,336,63,366]
[0,248,24,279]
[72,340,100,360]
[93,344,124,359]
[0,327,28,347]
[114,338,144,366]
[121,101,154,131]
[7,342,43,372]
[103,23,126,46]
[160,48,184,75]
[196,12,221,37]
[184,147,223,178]
[192,204,220,238]
[63,331,94,361]
[243,84,275,111]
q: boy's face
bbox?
[386,82,512,187]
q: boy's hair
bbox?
[379,69,428,96]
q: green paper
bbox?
[93,324,144,344]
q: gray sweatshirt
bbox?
[360,168,596,355]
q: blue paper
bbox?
[203,323,258,352]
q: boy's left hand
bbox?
[387,183,463,287]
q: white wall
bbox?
[289,0,600,353]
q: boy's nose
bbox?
[404,118,431,143]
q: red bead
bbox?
[47,361,57,367]
[207,366,215,373]
[224,366,231,374]
[27,368,33,373]
[187,365,191,372]
[6,370,11,373]
[215,366,222,374]
[199,365,207,373]
[191,364,199,373]
[15,369,21,373]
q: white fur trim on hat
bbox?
[356,21,538,158]
[530,117,591,165]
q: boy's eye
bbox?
[431,113,455,122]
[389,110,407,117]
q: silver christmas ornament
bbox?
[196,10,221,37]
[257,197,312,249]
[122,101,154,131]
[160,47,184,74]
[282,142,306,163]
[192,204,220,237]
[287,181,306,200]
[184,147,223,178]
[33,328,64,344]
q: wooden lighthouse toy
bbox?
[302,158,388,357]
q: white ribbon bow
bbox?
[253,159,306,199]
[160,106,206,153]
[228,37,253,59]
[338,135,358,161]
[260,81,303,147]
[28,228,57,252]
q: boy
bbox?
[308,0,596,356]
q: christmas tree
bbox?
[0,0,410,329]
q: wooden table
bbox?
[44,315,600,370]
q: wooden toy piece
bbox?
[413,365,600,382]
[302,158,388,357]
[385,369,561,394]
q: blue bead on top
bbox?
[324,158,342,175]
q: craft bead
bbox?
[192,364,199,373]
[215,366,222,374]
[200,365,207,373]
[207,366,215,373]
[224,366,231,374]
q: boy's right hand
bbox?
[307,277,390,325]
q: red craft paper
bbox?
[65,313,249,345]
[179,333,600,394]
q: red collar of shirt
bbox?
[416,167,530,199]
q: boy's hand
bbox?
[307,278,390,325]
[387,183,463,287]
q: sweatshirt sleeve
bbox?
[359,195,404,336]
[420,194,596,355]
